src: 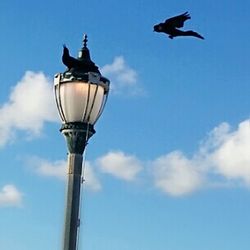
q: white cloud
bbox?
[152,119,250,196]
[97,151,142,181]
[83,162,102,191]
[152,151,203,196]
[0,185,23,207]
[0,71,58,147]
[20,118,250,197]
[208,120,250,185]
[30,157,101,191]
[33,158,66,180]
[101,56,143,96]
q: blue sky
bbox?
[1,1,250,250]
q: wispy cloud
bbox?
[152,119,250,196]
[101,56,144,96]
[29,157,101,191]
[83,162,102,191]
[25,118,250,196]
[94,119,250,196]
[33,158,66,180]
[206,120,250,185]
[152,151,204,196]
[97,151,143,181]
[0,71,58,147]
[0,185,23,207]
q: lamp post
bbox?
[54,35,110,250]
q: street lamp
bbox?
[54,35,110,250]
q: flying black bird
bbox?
[154,12,204,40]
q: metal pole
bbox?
[60,123,95,250]
[63,153,83,250]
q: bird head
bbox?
[63,44,70,55]
[153,24,162,32]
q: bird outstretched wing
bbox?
[164,12,190,28]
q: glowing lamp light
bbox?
[54,72,109,125]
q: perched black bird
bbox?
[62,45,81,70]
[62,44,100,73]
[154,12,204,40]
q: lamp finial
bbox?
[83,34,88,48]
